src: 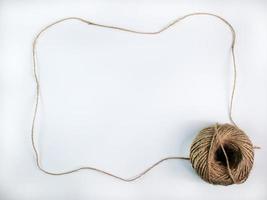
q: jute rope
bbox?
[31,12,256,185]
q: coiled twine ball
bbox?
[190,123,254,185]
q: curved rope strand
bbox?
[31,12,237,179]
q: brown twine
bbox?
[190,123,254,185]
[31,12,256,185]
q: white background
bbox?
[0,0,266,199]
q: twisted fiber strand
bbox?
[32,13,239,181]
[190,124,254,185]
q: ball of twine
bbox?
[190,123,254,185]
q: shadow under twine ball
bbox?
[190,123,254,185]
